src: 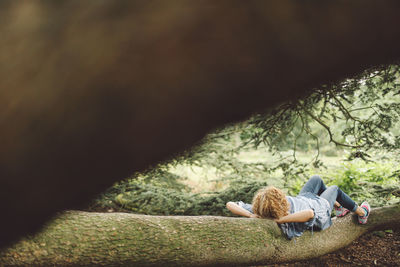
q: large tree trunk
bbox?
[1,205,399,266]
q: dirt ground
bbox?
[268,229,400,266]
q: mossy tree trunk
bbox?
[1,205,399,266]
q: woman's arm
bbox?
[226,202,260,218]
[275,209,314,224]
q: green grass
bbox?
[170,148,346,194]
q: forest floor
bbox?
[267,229,400,266]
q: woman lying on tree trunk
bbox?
[226,175,370,240]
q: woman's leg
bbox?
[320,185,357,212]
[299,175,327,196]
[301,176,367,217]
[320,186,368,220]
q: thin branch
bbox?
[301,106,359,148]
[348,105,379,113]
[329,90,361,122]
[318,94,329,118]
[292,115,303,162]
[298,111,320,162]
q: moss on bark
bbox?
[0,204,399,266]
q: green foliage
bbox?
[134,168,190,193]
[90,169,193,215]
[316,159,400,207]
[191,180,269,216]
[91,173,269,216]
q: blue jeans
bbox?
[299,175,358,212]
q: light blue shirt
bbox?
[280,192,332,239]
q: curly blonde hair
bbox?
[252,186,289,219]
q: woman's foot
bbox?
[358,202,370,224]
[335,205,350,217]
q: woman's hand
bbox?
[249,214,260,218]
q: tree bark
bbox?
[1,204,399,266]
